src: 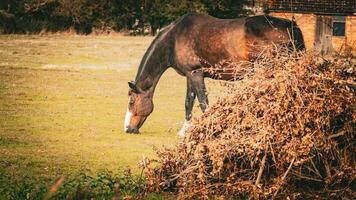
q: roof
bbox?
[268,0,356,15]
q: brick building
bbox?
[267,0,356,54]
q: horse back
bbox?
[244,15,305,53]
[171,14,305,76]
[172,14,248,70]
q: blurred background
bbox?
[0,0,264,35]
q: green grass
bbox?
[0,34,227,198]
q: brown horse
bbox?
[124,13,305,135]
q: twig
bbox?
[287,28,297,53]
[44,176,65,200]
[255,145,268,186]
[310,158,323,179]
[273,157,296,199]
[161,165,198,186]
[268,142,277,164]
[327,131,345,140]
[140,154,147,179]
[290,171,323,182]
[324,159,332,182]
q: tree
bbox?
[0,10,16,33]
[142,0,168,35]
[143,0,207,35]
[202,0,247,18]
[0,0,249,34]
[163,0,206,21]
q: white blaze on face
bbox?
[124,107,133,132]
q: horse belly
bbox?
[197,27,248,65]
[174,37,201,72]
[200,28,249,80]
[203,60,250,81]
[223,28,249,61]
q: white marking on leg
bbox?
[124,108,133,132]
[178,120,191,137]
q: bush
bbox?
[0,169,147,200]
[144,48,355,199]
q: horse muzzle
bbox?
[125,126,140,134]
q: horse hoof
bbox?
[177,129,186,137]
[177,120,191,137]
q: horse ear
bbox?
[128,81,144,93]
[128,81,136,91]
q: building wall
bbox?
[270,12,316,50]
[346,16,356,50]
[332,16,356,52]
[332,37,345,52]
[268,0,355,16]
[270,12,356,53]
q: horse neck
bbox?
[136,67,167,97]
[135,25,174,96]
[134,25,175,96]
[134,46,171,97]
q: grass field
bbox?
[0,34,226,195]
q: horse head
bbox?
[124,81,154,133]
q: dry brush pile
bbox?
[142,49,355,199]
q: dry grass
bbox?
[143,47,355,199]
[0,34,227,195]
[0,35,185,190]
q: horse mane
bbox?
[134,23,176,82]
[134,13,201,83]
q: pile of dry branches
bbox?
[143,49,355,199]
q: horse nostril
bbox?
[125,127,132,133]
[125,127,139,134]
[129,128,139,134]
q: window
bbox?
[333,16,346,37]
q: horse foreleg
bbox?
[185,78,196,120]
[190,71,209,112]
[178,70,209,137]
[178,78,196,137]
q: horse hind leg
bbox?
[178,78,196,137]
[189,70,209,112]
